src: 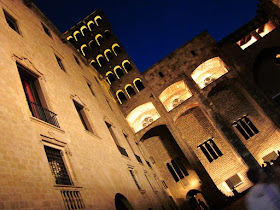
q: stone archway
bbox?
[115,193,133,210]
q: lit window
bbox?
[232,116,259,140]
[262,151,279,163]
[225,174,242,190]
[74,55,80,66]
[55,55,65,71]
[198,138,223,163]
[4,10,20,34]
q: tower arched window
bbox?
[123,61,132,72]
[104,30,112,39]
[112,44,122,56]
[95,34,104,46]
[94,16,103,26]
[97,55,106,67]
[81,45,89,57]
[125,85,136,97]
[80,26,89,36]
[73,31,82,41]
[114,67,124,79]
[116,91,127,104]
[134,79,145,91]
[104,50,114,61]
[90,60,99,69]
[67,36,75,45]
[87,20,96,31]
[106,71,116,84]
[89,40,96,49]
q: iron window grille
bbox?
[44,146,72,185]
[232,115,259,140]
[198,138,223,163]
[61,190,85,210]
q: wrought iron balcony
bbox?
[29,101,60,128]
[117,145,129,157]
[135,154,143,164]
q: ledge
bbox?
[53,185,83,191]
[30,116,65,133]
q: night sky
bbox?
[35,0,259,72]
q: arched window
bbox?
[80,44,89,57]
[96,55,106,67]
[80,26,89,36]
[94,16,103,26]
[73,31,82,41]
[67,36,75,45]
[87,20,96,31]
[116,90,127,104]
[89,40,96,49]
[122,60,132,72]
[90,60,99,69]
[95,34,104,46]
[104,49,114,61]
[104,30,112,39]
[125,85,136,98]
[112,44,122,56]
[134,79,145,91]
[114,66,124,79]
[106,71,116,84]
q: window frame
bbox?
[3,9,20,34]
[55,54,66,71]
[73,100,94,133]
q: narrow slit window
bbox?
[198,138,222,163]
[233,116,259,140]
[55,55,65,71]
[4,10,20,34]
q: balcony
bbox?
[29,101,60,128]
[117,145,129,157]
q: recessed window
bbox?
[44,146,72,185]
[232,116,259,140]
[161,180,168,189]
[4,10,20,34]
[61,190,85,209]
[41,22,52,38]
[191,50,196,56]
[198,138,223,163]
[87,82,95,96]
[158,71,164,78]
[73,101,93,132]
[166,158,188,182]
[55,55,65,71]
[74,56,80,66]
[129,170,141,190]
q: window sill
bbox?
[84,130,101,139]
[53,185,83,190]
[30,116,65,133]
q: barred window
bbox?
[61,190,85,210]
[233,116,259,140]
[44,146,72,185]
[198,138,223,163]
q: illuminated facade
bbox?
[1,0,280,209]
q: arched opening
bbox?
[94,16,103,26]
[122,60,132,72]
[125,85,136,97]
[116,90,127,104]
[80,26,89,36]
[104,49,114,61]
[253,47,280,104]
[112,44,121,56]
[80,45,89,57]
[90,60,99,69]
[95,34,104,46]
[134,79,145,92]
[106,71,116,84]
[87,20,96,31]
[115,193,133,210]
[67,36,75,45]
[191,57,228,89]
[104,30,112,39]
[159,81,192,111]
[73,31,82,41]
[89,40,96,49]
[186,190,208,210]
[126,102,160,132]
[114,67,124,79]
[97,55,106,67]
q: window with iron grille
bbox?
[61,190,85,210]
[4,10,20,34]
[129,170,141,190]
[44,146,72,185]
[198,138,223,163]
[161,180,168,189]
[232,116,259,140]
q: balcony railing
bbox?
[135,154,143,164]
[117,145,129,157]
[29,101,60,128]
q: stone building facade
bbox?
[1,0,280,209]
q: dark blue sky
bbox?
[35,0,259,72]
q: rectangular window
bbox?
[198,138,223,163]
[41,22,52,38]
[129,170,141,190]
[144,173,156,192]
[44,145,72,185]
[18,64,60,127]
[162,180,168,189]
[232,116,259,140]
[73,101,93,132]
[74,55,80,66]
[87,82,95,96]
[225,174,242,189]
[4,10,20,34]
[61,190,85,209]
[55,55,65,71]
